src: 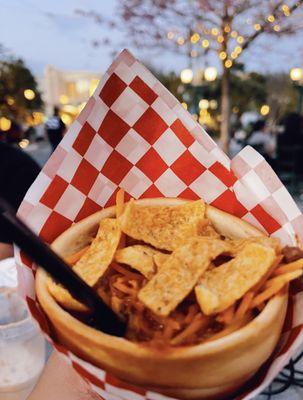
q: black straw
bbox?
[0,197,126,336]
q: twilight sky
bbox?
[1,0,303,78]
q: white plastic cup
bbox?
[0,288,46,400]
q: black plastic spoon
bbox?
[0,197,126,336]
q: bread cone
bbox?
[36,198,288,399]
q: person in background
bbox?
[247,119,276,167]
[229,127,246,159]
[0,141,40,260]
[278,112,302,147]
[45,106,66,151]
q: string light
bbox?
[254,23,261,31]
[190,33,200,43]
[177,36,185,45]
[267,15,275,22]
[237,36,244,44]
[225,60,233,68]
[217,35,224,43]
[24,89,35,100]
[231,52,238,59]
[181,102,188,110]
[6,96,14,105]
[190,50,198,57]
[0,117,11,131]
[282,4,290,16]
[273,25,281,32]
[201,39,209,48]
[219,51,227,60]
[231,30,238,38]
[167,31,174,39]
[211,27,219,35]
[282,4,289,12]
[235,46,242,53]
[224,25,231,33]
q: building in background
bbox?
[37,66,101,125]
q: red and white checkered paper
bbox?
[15,49,303,400]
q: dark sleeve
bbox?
[60,118,66,132]
[0,148,40,244]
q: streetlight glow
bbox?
[59,94,69,104]
[199,99,209,109]
[180,68,193,84]
[0,117,12,131]
[290,68,303,82]
[260,105,270,116]
[24,89,35,100]
[204,66,218,81]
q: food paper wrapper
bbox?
[15,49,303,400]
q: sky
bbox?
[1,0,303,78]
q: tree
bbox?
[77,0,303,153]
[0,58,43,123]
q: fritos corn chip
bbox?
[115,245,165,279]
[47,277,88,312]
[73,218,121,286]
[138,238,231,317]
[118,199,206,251]
[195,243,276,315]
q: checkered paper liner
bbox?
[15,49,303,400]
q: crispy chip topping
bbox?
[47,277,88,312]
[115,245,165,279]
[118,199,206,251]
[138,238,231,317]
[195,243,276,315]
[73,218,121,286]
